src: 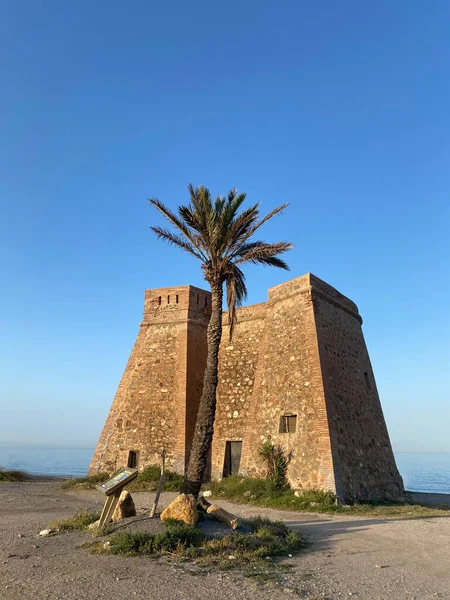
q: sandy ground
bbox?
[0,482,449,600]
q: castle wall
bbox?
[243,275,336,492]
[88,285,210,475]
[212,275,336,493]
[212,303,266,478]
[312,279,404,502]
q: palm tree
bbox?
[150,184,293,498]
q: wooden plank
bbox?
[98,489,121,528]
[98,495,114,528]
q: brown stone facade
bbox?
[89,274,404,503]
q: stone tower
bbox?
[89,285,211,476]
[89,274,404,503]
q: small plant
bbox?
[0,469,26,482]
[129,465,184,492]
[62,473,109,489]
[258,441,292,489]
[48,510,100,531]
[106,520,203,555]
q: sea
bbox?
[1,447,450,495]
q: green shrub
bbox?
[128,465,184,492]
[48,510,100,531]
[258,441,292,489]
[284,530,302,549]
[208,474,340,512]
[103,516,302,567]
[62,473,109,489]
[133,464,161,483]
[209,474,279,500]
[108,520,203,555]
[0,469,26,482]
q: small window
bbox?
[127,450,139,468]
[364,371,371,390]
[204,296,208,307]
[279,415,297,433]
[197,293,199,305]
[158,296,161,306]
[176,295,179,304]
[167,295,170,304]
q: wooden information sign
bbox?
[97,467,138,527]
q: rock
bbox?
[112,490,136,522]
[202,490,213,498]
[88,519,101,530]
[160,493,198,525]
[38,529,53,537]
[294,490,301,497]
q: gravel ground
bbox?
[0,482,449,600]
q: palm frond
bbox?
[150,226,204,260]
[214,192,248,256]
[230,203,289,252]
[222,204,260,255]
[234,241,293,269]
[149,198,207,260]
[223,262,247,341]
[215,195,226,218]
[185,185,216,253]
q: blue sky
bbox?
[0,1,449,452]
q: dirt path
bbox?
[0,482,449,599]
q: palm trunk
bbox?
[182,281,223,498]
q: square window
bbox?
[279,415,297,433]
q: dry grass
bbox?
[208,475,450,518]
[89,515,302,570]
[47,510,100,531]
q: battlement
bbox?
[268,273,361,322]
[223,273,361,325]
[142,284,211,325]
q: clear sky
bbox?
[0,1,449,452]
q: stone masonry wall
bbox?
[211,304,266,479]
[236,275,336,493]
[88,285,210,475]
[312,278,404,502]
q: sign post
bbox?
[149,449,166,518]
[97,467,138,528]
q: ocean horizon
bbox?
[1,446,450,495]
